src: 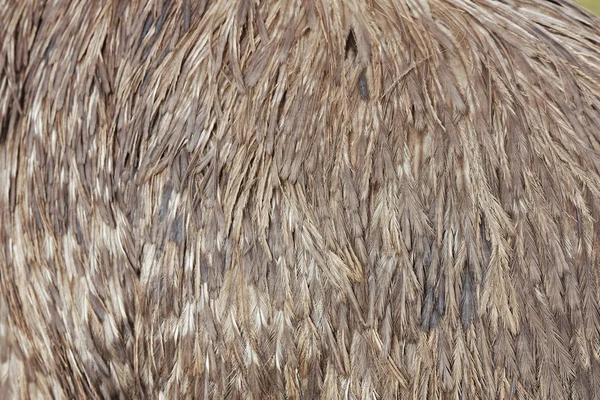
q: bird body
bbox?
[2,0,600,398]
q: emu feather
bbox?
[2,0,600,398]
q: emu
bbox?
[2,0,600,398]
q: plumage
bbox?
[2,0,600,398]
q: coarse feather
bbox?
[2,0,600,398]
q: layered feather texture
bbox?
[2,0,600,398]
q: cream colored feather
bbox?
[2,0,600,398]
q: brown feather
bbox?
[2,0,600,398]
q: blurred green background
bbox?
[576,0,600,14]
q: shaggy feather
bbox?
[2,0,600,398]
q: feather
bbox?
[2,0,600,398]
